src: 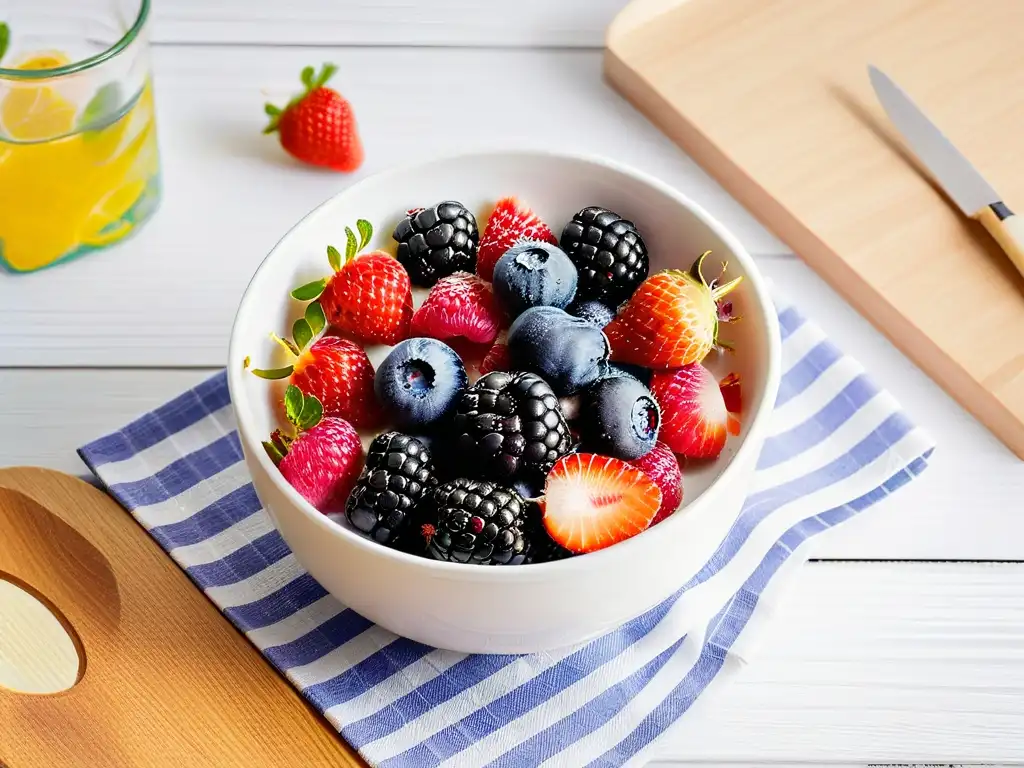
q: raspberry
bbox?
[410,272,504,345]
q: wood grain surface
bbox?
[0,468,361,768]
[605,0,1024,458]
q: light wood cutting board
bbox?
[0,467,364,767]
[605,0,1024,458]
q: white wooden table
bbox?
[3,2,1023,764]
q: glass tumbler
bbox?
[0,0,160,273]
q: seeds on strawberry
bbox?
[263,386,364,513]
[650,363,729,459]
[321,249,413,345]
[542,453,661,554]
[628,441,683,526]
[290,336,382,428]
[411,271,504,345]
[264,63,363,172]
[604,252,742,369]
[477,196,558,282]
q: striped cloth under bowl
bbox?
[79,297,933,768]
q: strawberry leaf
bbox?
[270,333,301,357]
[264,104,281,117]
[297,394,323,431]
[0,23,9,64]
[284,385,304,424]
[344,227,357,262]
[251,365,294,380]
[262,440,286,466]
[314,63,338,89]
[327,245,342,272]
[292,318,313,351]
[300,65,315,89]
[290,278,326,301]
[356,219,372,250]
[305,301,326,335]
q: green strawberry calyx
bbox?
[263,62,339,134]
[681,251,744,354]
[287,217,372,308]
[262,384,324,465]
[250,300,328,381]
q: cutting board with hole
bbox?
[0,467,363,768]
[605,0,1024,458]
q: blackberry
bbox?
[392,201,479,286]
[423,478,530,564]
[559,207,649,305]
[346,432,436,545]
[453,371,572,482]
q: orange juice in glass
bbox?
[0,0,160,273]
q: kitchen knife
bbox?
[868,64,1024,280]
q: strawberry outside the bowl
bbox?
[264,63,364,172]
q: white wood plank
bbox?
[656,563,1024,765]
[0,358,1021,560]
[0,45,784,368]
[0,369,215,476]
[150,0,625,48]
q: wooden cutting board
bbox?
[605,0,1024,458]
[0,467,364,767]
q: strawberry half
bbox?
[264,63,364,172]
[628,441,683,526]
[604,252,742,369]
[477,196,558,281]
[542,453,661,554]
[650,363,729,459]
[411,271,504,344]
[262,386,364,514]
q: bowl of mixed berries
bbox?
[228,150,781,653]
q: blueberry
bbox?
[492,242,577,319]
[579,375,660,460]
[507,306,609,396]
[374,338,468,428]
[597,361,652,387]
[567,299,616,328]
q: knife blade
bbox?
[868,64,1024,280]
[868,64,999,216]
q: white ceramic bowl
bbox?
[227,150,781,654]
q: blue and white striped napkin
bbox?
[79,297,933,767]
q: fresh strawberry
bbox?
[264,63,364,172]
[319,248,413,345]
[411,271,504,344]
[604,252,742,369]
[477,196,558,281]
[262,386,364,513]
[628,442,683,526]
[250,281,382,427]
[288,218,411,346]
[719,372,742,436]
[542,453,661,554]
[480,341,511,375]
[289,336,382,428]
[650,364,729,459]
